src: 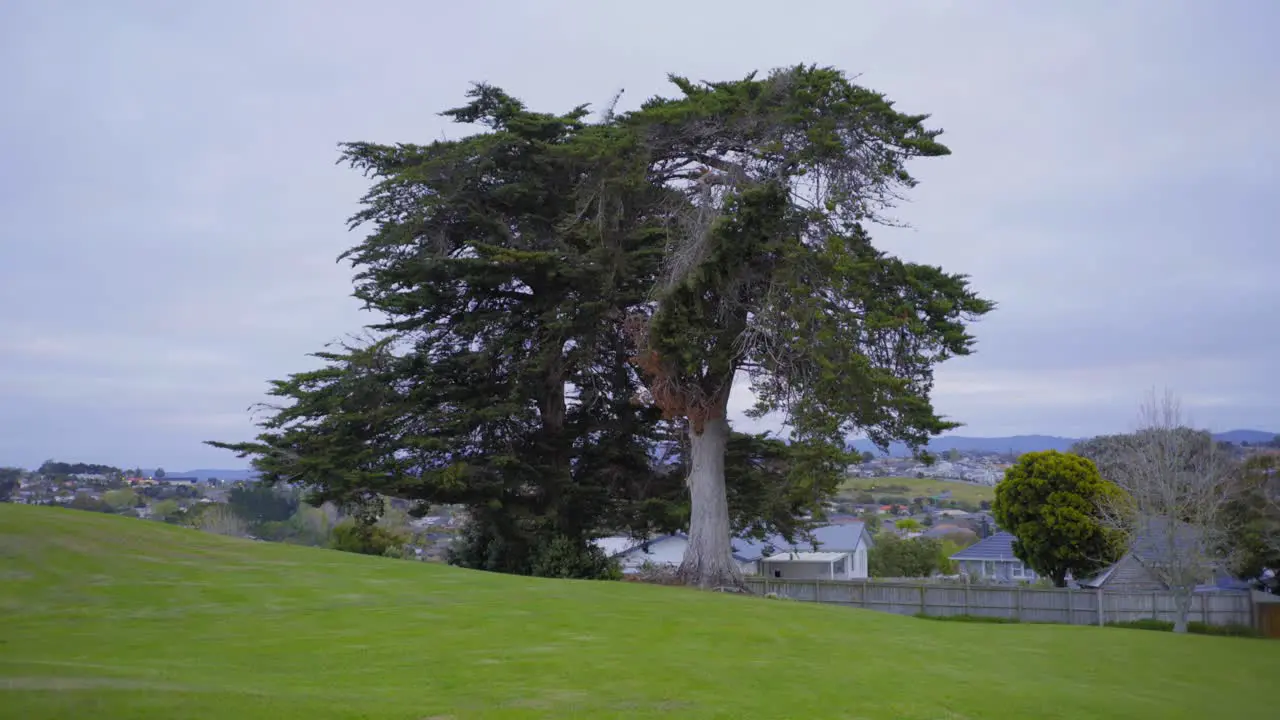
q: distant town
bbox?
[7,436,1275,577]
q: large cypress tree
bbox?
[619,66,995,587]
[212,86,668,577]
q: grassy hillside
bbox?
[1,505,1274,719]
[841,476,997,505]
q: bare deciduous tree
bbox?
[1087,389,1239,633]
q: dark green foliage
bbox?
[627,65,993,450]
[992,451,1128,587]
[38,461,121,477]
[1221,454,1280,583]
[642,429,848,543]
[210,68,993,586]
[528,535,622,580]
[619,66,991,585]
[915,613,1022,625]
[210,85,670,579]
[227,484,298,524]
[446,511,615,579]
[331,520,406,557]
[1108,619,1261,638]
[870,535,945,578]
[66,494,113,513]
[0,467,21,501]
[153,468,166,479]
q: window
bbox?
[773,569,782,578]
[1012,562,1025,578]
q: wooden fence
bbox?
[744,578,1255,627]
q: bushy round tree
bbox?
[992,450,1128,587]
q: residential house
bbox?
[1077,517,1224,592]
[594,521,874,579]
[747,522,875,580]
[760,551,861,580]
[953,519,1244,591]
[591,534,760,576]
[948,532,1039,583]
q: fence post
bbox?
[814,578,820,604]
[861,579,868,608]
[1067,588,1074,625]
[919,584,926,616]
[1152,591,1159,620]
[1096,588,1104,627]
[963,579,970,615]
[1015,585,1022,621]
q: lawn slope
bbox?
[840,476,995,505]
[0,504,1274,719]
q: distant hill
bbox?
[1210,429,1279,445]
[850,430,1277,457]
[142,468,259,481]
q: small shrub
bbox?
[1108,618,1174,632]
[1188,622,1260,638]
[331,520,406,557]
[1107,619,1261,638]
[915,613,1021,624]
[529,535,621,580]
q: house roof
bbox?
[1078,517,1215,587]
[733,522,872,561]
[923,524,976,540]
[595,521,872,564]
[594,536,641,558]
[762,551,850,563]
[594,533,764,563]
[1127,516,1206,565]
[948,532,1021,562]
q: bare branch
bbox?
[1091,389,1240,632]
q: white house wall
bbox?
[763,555,855,581]
[853,546,868,579]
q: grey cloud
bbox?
[1,0,1276,469]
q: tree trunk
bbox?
[1172,589,1194,633]
[679,417,743,589]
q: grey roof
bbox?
[948,532,1021,562]
[599,521,872,563]
[922,524,977,540]
[1128,516,1205,565]
[733,522,872,561]
[601,533,779,563]
[1078,517,1219,587]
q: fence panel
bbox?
[744,578,1252,628]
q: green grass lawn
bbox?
[841,476,996,505]
[1,504,1275,719]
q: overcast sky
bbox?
[1,1,1276,470]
